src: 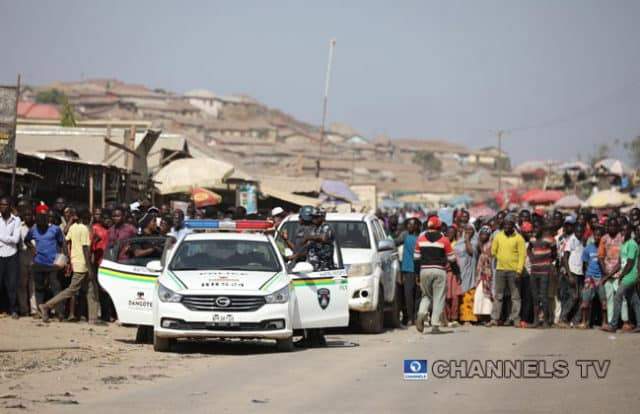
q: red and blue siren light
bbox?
[184,219,273,231]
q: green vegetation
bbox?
[35,88,66,105]
[412,151,442,173]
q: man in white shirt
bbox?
[560,222,585,327]
[0,197,22,318]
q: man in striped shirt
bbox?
[528,225,557,328]
[414,216,458,334]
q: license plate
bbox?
[212,313,234,323]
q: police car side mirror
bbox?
[146,260,163,273]
[292,262,314,274]
[378,239,395,252]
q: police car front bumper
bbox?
[154,302,293,340]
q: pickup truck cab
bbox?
[98,220,349,352]
[278,213,401,333]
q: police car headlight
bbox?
[348,263,373,277]
[158,283,182,303]
[265,286,289,304]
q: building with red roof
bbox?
[17,101,61,120]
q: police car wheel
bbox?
[276,337,294,352]
[153,333,175,352]
[359,286,385,334]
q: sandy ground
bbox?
[1,315,640,413]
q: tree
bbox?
[35,88,66,105]
[412,151,442,173]
[60,96,76,127]
[624,136,640,168]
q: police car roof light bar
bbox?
[184,219,273,232]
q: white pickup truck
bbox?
[278,213,401,333]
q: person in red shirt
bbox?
[414,216,458,334]
[93,208,116,322]
[107,207,137,262]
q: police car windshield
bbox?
[169,240,281,272]
[280,220,370,249]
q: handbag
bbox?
[53,253,68,269]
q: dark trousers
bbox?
[400,272,418,324]
[560,273,583,323]
[0,254,19,314]
[530,272,550,324]
[611,282,640,328]
[518,272,533,323]
[33,265,63,316]
[491,270,521,323]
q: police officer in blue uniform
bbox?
[305,208,336,271]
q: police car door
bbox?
[98,237,167,326]
[279,220,348,330]
[291,253,349,329]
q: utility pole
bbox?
[317,39,336,178]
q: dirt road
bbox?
[1,316,639,413]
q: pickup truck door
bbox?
[291,241,349,329]
[372,219,395,302]
[98,237,167,326]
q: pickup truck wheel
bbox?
[359,287,385,334]
[276,337,294,352]
[153,333,175,352]
[384,287,402,329]
[135,326,153,344]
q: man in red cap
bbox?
[24,203,67,320]
[414,215,458,334]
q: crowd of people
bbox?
[383,206,640,334]
[0,197,213,323]
[2,195,640,339]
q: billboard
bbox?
[0,85,18,168]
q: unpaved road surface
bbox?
[1,316,639,413]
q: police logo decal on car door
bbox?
[317,288,330,310]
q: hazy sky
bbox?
[2,0,639,164]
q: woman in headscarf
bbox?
[456,224,478,325]
[444,224,462,326]
[473,225,494,322]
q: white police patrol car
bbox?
[98,220,349,352]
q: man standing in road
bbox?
[487,215,525,327]
[598,218,631,330]
[39,209,100,324]
[602,222,640,332]
[0,197,22,319]
[414,216,457,334]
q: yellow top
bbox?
[491,230,526,274]
[66,223,91,273]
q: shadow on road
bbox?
[113,337,361,356]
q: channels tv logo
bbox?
[404,359,428,380]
